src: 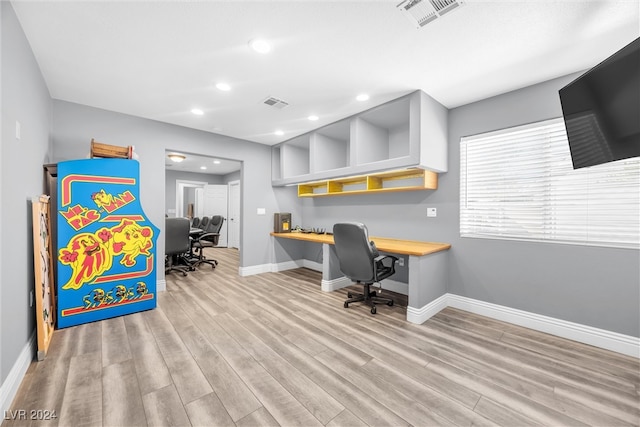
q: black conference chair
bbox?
[192,215,224,268]
[165,217,191,276]
[199,216,210,231]
[191,217,201,228]
[333,222,398,314]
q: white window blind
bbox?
[460,117,640,249]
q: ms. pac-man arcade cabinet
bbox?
[56,158,158,328]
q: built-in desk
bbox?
[271,231,451,324]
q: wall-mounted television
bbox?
[559,37,640,169]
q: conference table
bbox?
[271,231,451,324]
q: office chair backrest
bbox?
[199,216,210,230]
[208,215,224,233]
[165,217,190,255]
[202,215,224,244]
[191,217,201,228]
[333,222,377,283]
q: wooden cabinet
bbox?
[297,168,437,198]
[271,90,447,186]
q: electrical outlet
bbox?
[29,290,34,307]
[397,258,405,267]
[427,207,437,217]
[16,121,21,140]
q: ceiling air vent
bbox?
[263,96,289,109]
[397,0,464,28]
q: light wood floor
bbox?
[4,248,639,427]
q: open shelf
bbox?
[281,134,311,178]
[311,119,350,173]
[272,90,448,186]
[298,168,437,197]
[354,97,411,165]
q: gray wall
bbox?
[448,74,639,337]
[164,169,225,216]
[51,100,299,277]
[1,1,52,382]
[298,74,640,337]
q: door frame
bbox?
[228,180,241,249]
[175,179,207,218]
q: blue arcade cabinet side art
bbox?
[56,159,158,328]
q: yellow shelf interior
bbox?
[297,168,437,198]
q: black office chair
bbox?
[192,215,224,268]
[333,222,398,314]
[191,217,201,228]
[199,216,210,231]
[165,217,191,276]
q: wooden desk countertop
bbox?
[271,232,451,256]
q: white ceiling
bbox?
[164,151,241,176]
[11,0,640,153]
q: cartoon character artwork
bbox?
[111,284,134,303]
[90,188,135,214]
[57,158,158,328]
[82,288,113,308]
[58,219,154,291]
[111,219,154,267]
[134,282,148,299]
[58,232,114,290]
[91,189,114,211]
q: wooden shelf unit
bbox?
[298,168,437,197]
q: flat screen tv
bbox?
[559,37,640,169]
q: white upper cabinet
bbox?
[271,90,448,186]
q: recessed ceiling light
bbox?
[200,166,207,170]
[216,82,231,91]
[249,38,271,54]
[168,154,186,162]
[308,115,319,121]
[191,108,204,115]
[274,130,284,136]
[356,94,370,102]
[213,160,221,165]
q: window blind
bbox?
[460,117,640,249]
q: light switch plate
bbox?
[16,121,21,140]
[257,208,266,215]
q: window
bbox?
[460,118,640,249]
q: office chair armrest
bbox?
[374,254,398,268]
[197,232,221,243]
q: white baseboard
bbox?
[0,332,35,417]
[408,293,639,358]
[407,294,449,324]
[302,260,322,272]
[446,294,639,358]
[239,263,272,276]
[240,260,321,277]
[156,279,166,292]
[321,276,352,292]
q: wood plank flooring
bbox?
[4,248,639,426]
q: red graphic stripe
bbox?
[92,256,154,284]
[61,293,154,316]
[102,215,145,222]
[61,174,136,207]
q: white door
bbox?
[203,184,228,247]
[194,187,204,218]
[228,180,240,249]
